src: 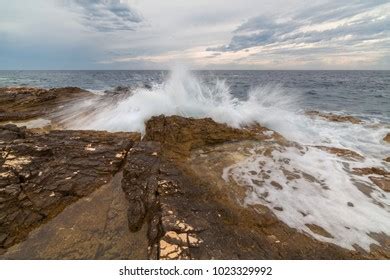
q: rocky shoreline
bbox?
[0,87,389,259]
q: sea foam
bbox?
[223,145,390,251]
[65,66,298,134]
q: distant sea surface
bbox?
[0,70,389,120]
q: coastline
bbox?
[0,86,389,259]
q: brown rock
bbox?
[0,124,140,249]
[315,146,364,160]
[0,87,93,122]
[1,114,388,260]
[369,177,390,192]
[353,167,389,177]
[352,168,390,192]
[306,224,334,238]
[143,115,279,159]
[306,111,362,124]
[384,133,390,143]
[120,117,381,259]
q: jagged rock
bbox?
[353,168,390,192]
[121,141,370,259]
[0,124,140,249]
[0,125,27,141]
[384,133,390,143]
[353,167,389,176]
[119,117,383,260]
[143,115,280,159]
[315,146,364,161]
[369,177,390,192]
[306,111,362,124]
[104,86,133,96]
[0,87,93,122]
[0,172,149,260]
[122,142,161,233]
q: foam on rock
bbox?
[223,145,390,251]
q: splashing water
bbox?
[64,67,299,134]
[64,67,390,251]
[223,145,390,251]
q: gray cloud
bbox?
[208,0,389,52]
[70,0,142,32]
[1,0,389,69]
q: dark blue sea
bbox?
[0,70,389,120]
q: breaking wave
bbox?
[65,66,299,134]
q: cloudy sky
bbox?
[0,0,389,70]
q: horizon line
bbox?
[1,69,390,71]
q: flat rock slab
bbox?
[0,87,93,122]
[0,124,139,250]
[1,172,148,260]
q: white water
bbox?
[65,67,390,251]
[66,67,300,134]
[223,145,390,251]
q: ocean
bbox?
[0,70,389,120]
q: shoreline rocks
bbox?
[0,124,139,250]
[306,110,363,124]
[0,87,93,123]
[0,87,389,259]
[121,141,364,259]
[384,133,390,143]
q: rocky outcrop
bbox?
[144,115,283,159]
[120,140,371,259]
[353,168,390,192]
[315,146,364,161]
[118,116,389,260]
[0,124,140,251]
[306,111,362,124]
[0,87,93,122]
[384,133,390,143]
[1,172,149,260]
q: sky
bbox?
[0,0,389,70]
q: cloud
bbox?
[208,1,390,53]
[1,0,389,69]
[69,0,143,32]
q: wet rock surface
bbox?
[1,172,148,260]
[353,168,390,192]
[0,124,139,251]
[122,116,389,259]
[314,146,364,161]
[384,133,390,143]
[306,111,362,124]
[0,87,93,123]
[144,115,283,159]
[120,141,372,259]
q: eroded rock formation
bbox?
[306,110,362,124]
[384,133,390,143]
[0,124,139,251]
[0,87,93,123]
